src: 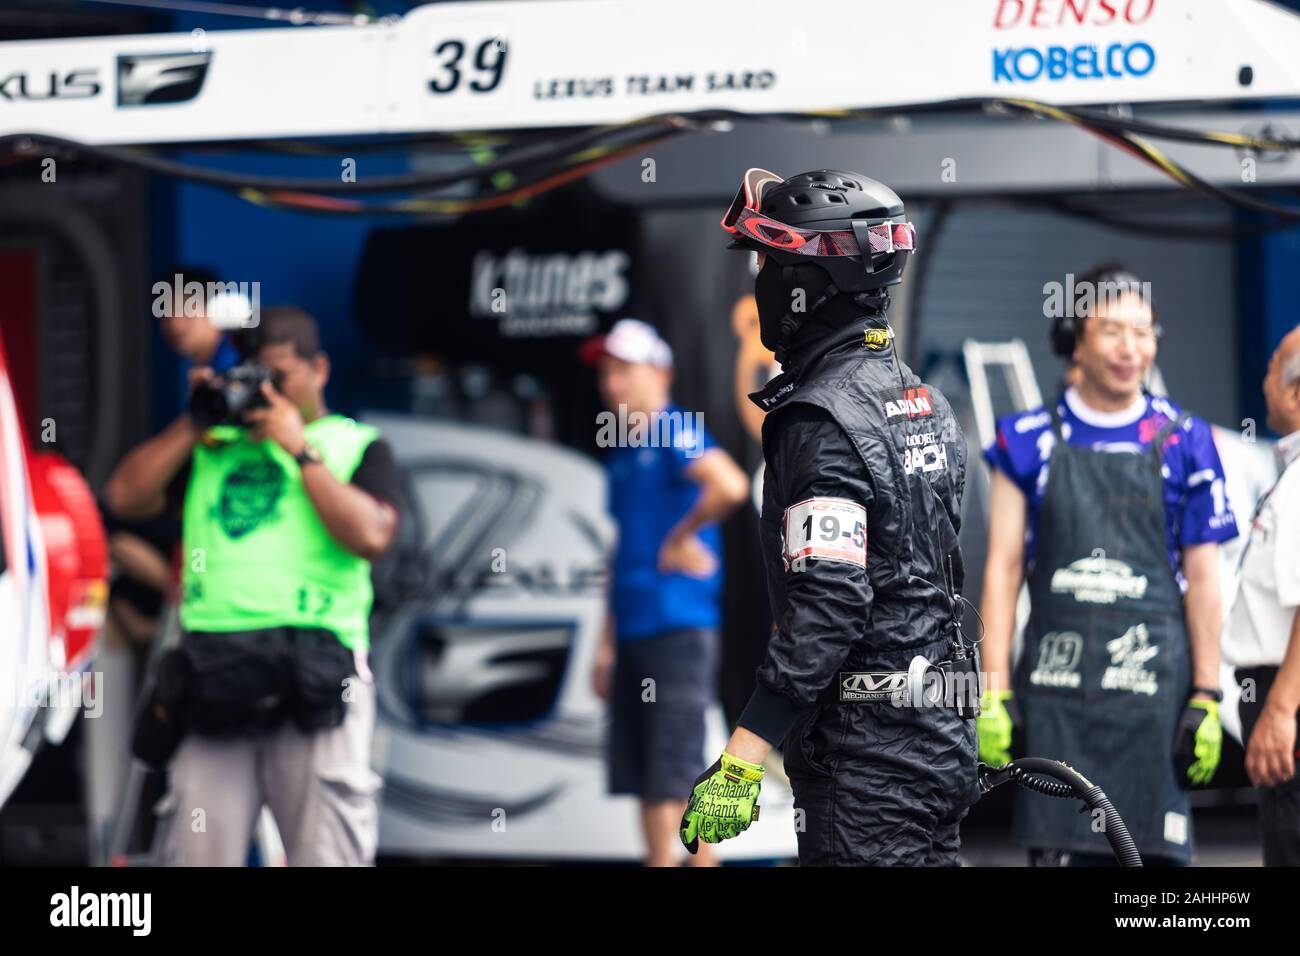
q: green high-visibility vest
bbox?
[179,414,381,650]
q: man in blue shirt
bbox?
[155,266,244,410]
[978,264,1236,866]
[583,318,749,866]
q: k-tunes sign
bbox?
[468,249,631,338]
[356,192,640,357]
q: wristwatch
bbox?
[1192,686,1224,702]
[294,443,324,467]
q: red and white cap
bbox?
[579,318,673,369]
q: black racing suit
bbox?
[737,318,980,866]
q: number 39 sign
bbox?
[429,35,509,95]
[782,497,868,573]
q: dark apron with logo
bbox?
[1012,406,1193,864]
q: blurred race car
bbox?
[0,333,107,810]
[365,414,797,862]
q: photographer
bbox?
[105,306,400,866]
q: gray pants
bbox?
[152,675,381,866]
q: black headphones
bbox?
[1049,268,1156,358]
[1049,311,1080,358]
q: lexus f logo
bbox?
[117,52,211,106]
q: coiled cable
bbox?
[979,757,1143,867]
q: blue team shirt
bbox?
[983,388,1238,591]
[606,404,722,641]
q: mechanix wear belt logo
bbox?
[1029,631,1083,688]
[1050,556,1149,604]
[863,328,891,351]
[840,671,908,701]
[876,386,933,421]
[215,459,286,539]
[1102,623,1160,697]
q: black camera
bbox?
[189,362,273,429]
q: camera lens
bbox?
[189,382,230,430]
[224,380,251,418]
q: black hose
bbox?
[0,119,677,195]
[980,757,1143,867]
[1079,786,1142,869]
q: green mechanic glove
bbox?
[1174,698,1222,787]
[977,689,1018,767]
[679,752,764,854]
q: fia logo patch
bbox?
[863,328,891,351]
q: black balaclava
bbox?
[755,258,890,363]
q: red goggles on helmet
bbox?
[721,167,917,258]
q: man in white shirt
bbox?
[1227,324,1300,866]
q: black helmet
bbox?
[722,168,916,292]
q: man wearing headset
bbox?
[978,264,1237,865]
